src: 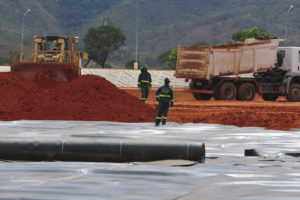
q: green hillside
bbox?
[1,0,300,66]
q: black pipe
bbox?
[0,141,205,163]
[244,149,261,157]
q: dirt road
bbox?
[122,87,300,131]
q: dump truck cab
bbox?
[272,47,300,101]
[277,47,300,72]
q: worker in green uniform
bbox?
[137,65,152,102]
[155,78,174,126]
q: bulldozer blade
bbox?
[11,62,81,88]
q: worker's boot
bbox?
[155,119,160,126]
[162,119,167,125]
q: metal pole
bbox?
[135,0,139,62]
[285,5,293,46]
[20,9,31,61]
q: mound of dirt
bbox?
[0,72,155,122]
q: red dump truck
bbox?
[175,38,300,102]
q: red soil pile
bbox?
[0,72,155,122]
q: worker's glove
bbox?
[170,102,174,107]
[138,84,141,88]
[156,97,159,102]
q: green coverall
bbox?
[155,84,174,126]
[138,70,152,101]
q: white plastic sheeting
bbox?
[82,68,189,88]
[1,66,189,87]
[0,65,9,72]
[0,120,300,200]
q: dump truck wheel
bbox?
[262,94,278,101]
[218,82,237,100]
[287,83,300,102]
[189,80,196,89]
[237,83,255,101]
[193,93,212,100]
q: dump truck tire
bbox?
[218,82,237,100]
[237,82,255,101]
[287,83,300,102]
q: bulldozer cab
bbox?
[38,37,62,51]
[10,36,81,88]
[33,36,78,63]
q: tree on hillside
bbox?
[0,56,10,65]
[157,49,177,70]
[232,27,273,43]
[84,25,125,67]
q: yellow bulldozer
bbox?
[10,36,86,87]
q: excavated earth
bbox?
[1,70,300,131]
[0,72,155,122]
[122,87,300,131]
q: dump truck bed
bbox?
[175,39,280,80]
